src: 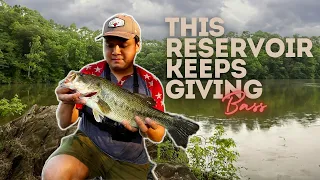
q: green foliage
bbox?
[0,1,103,84]
[1,1,319,84]
[155,138,189,164]
[155,126,240,180]
[0,94,27,116]
[187,125,240,180]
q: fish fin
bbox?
[134,93,156,107]
[97,97,111,114]
[92,109,104,123]
[166,115,200,149]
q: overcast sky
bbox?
[6,0,320,40]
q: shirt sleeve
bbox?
[151,78,165,112]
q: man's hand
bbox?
[55,87,85,105]
[55,73,86,129]
[122,116,165,142]
[55,75,86,105]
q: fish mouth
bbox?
[82,92,97,97]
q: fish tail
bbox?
[166,114,200,149]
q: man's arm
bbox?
[55,61,104,129]
[55,78,85,129]
[56,102,79,129]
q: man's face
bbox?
[104,36,140,72]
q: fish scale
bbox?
[64,71,200,148]
[99,86,159,126]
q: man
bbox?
[42,13,166,180]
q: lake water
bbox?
[1,80,320,179]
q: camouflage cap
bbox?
[95,13,141,41]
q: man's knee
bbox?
[42,154,89,180]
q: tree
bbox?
[25,36,46,80]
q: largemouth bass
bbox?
[62,71,199,148]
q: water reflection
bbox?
[243,119,320,180]
[192,113,320,133]
[0,83,58,124]
[165,79,320,127]
[1,80,320,179]
[0,79,320,128]
[193,116,320,179]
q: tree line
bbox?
[1,0,319,84]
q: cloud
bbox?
[6,0,320,39]
[7,0,224,39]
[220,0,258,33]
[293,25,320,37]
[244,0,320,36]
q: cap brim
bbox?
[95,31,135,41]
[95,34,103,41]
